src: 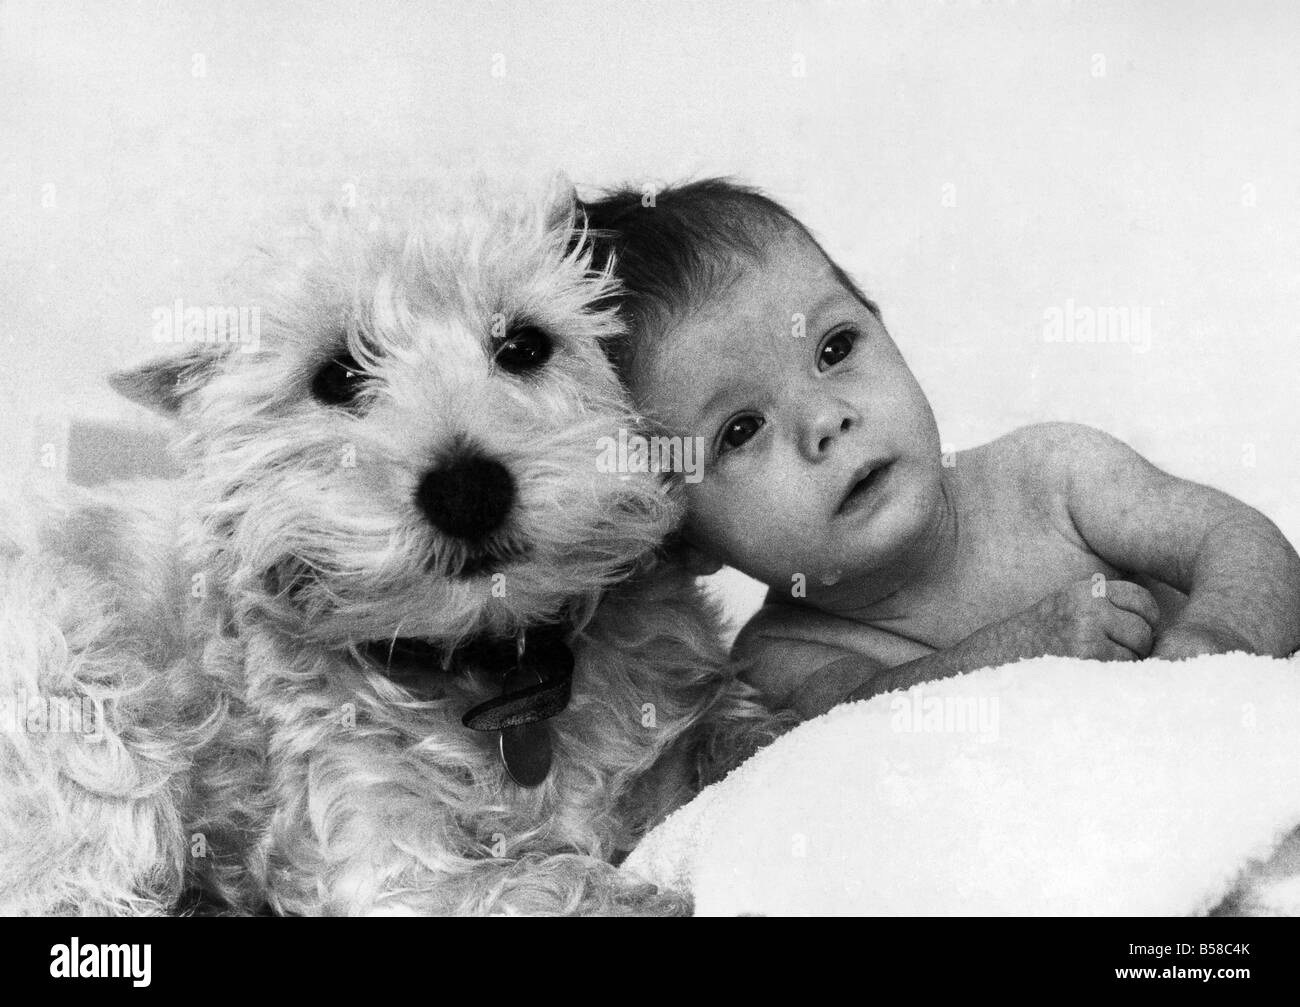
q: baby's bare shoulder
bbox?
[976,422,1129,490]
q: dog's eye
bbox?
[494,326,553,374]
[312,353,367,407]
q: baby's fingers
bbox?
[1099,579,1160,628]
[1104,608,1155,658]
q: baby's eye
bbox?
[718,415,764,455]
[818,329,857,371]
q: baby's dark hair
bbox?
[579,177,879,374]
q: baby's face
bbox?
[630,233,943,591]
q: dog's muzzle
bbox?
[415,451,515,542]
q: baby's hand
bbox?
[1004,578,1159,661]
[836,578,1162,709]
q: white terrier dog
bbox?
[0,180,783,916]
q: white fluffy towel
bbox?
[624,654,1300,915]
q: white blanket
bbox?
[624,654,1300,915]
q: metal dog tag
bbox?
[499,658,550,787]
[460,629,574,788]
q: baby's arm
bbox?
[736,578,1159,719]
[1057,424,1300,659]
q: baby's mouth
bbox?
[836,460,893,516]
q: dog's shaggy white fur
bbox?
[0,180,784,915]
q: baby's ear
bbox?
[662,532,724,577]
[108,348,223,416]
[681,545,724,577]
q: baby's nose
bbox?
[415,450,515,541]
[802,406,857,459]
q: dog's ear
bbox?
[109,348,223,416]
[542,172,579,230]
[550,181,593,263]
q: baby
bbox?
[583,179,1300,718]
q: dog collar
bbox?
[363,626,574,788]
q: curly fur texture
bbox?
[0,180,787,916]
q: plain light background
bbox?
[3,0,1297,626]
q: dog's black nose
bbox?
[415,453,515,541]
